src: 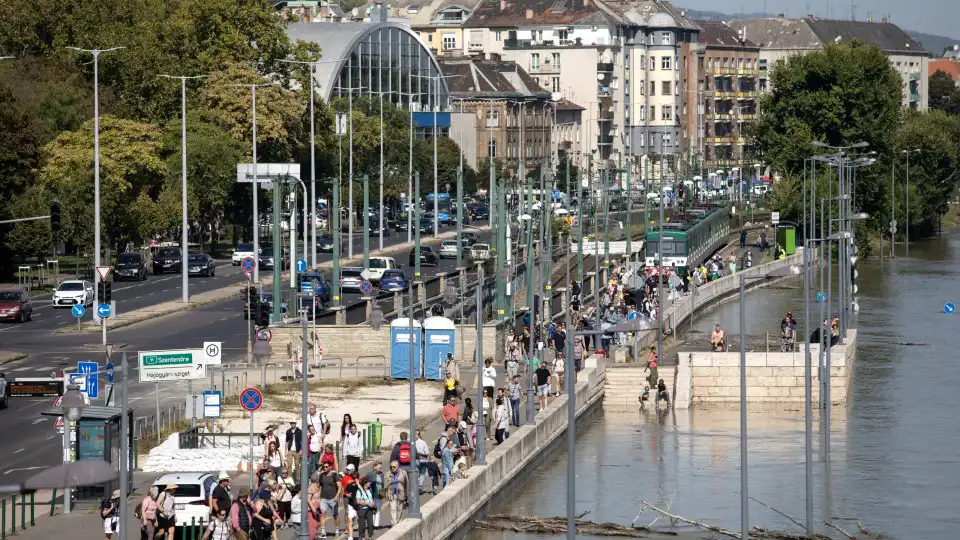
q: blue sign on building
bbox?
[411,111,451,128]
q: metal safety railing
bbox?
[0,492,39,540]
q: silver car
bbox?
[340,267,364,292]
[439,240,460,259]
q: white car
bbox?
[152,472,220,528]
[439,240,460,259]
[52,280,94,308]
[231,242,257,266]
[363,257,398,283]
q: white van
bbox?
[364,256,399,283]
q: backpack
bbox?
[433,436,447,459]
[134,502,143,520]
[397,441,412,465]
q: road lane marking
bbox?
[46,435,58,441]
[13,449,23,454]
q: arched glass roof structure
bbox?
[287,22,450,111]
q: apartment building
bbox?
[728,16,930,110]
[411,0,481,56]
[694,20,760,171]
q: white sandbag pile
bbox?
[141,432,265,473]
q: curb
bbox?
[0,352,27,365]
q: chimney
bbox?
[776,12,785,18]
[373,0,387,22]
[526,7,533,19]
[881,16,888,23]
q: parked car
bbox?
[392,219,409,232]
[152,473,219,529]
[187,254,216,277]
[439,240,460,259]
[340,267,364,292]
[52,280,94,308]
[114,252,148,281]
[232,242,257,265]
[0,289,32,323]
[378,270,410,292]
[0,373,7,408]
[409,246,439,267]
[469,243,492,262]
[152,247,183,275]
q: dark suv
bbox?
[115,252,148,281]
[152,247,183,275]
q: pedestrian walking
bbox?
[441,439,456,487]
[363,461,385,528]
[284,421,302,473]
[507,376,522,426]
[386,460,408,525]
[317,463,342,539]
[229,489,252,540]
[139,487,159,540]
[156,483,177,540]
[645,346,659,389]
[481,358,496,401]
[493,397,508,444]
[200,507,231,540]
[100,490,120,540]
[414,430,431,492]
[343,425,364,471]
[535,361,551,411]
[288,487,302,535]
[354,477,376,539]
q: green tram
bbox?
[644,205,731,274]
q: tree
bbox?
[0,84,41,218]
[896,110,960,237]
[929,69,960,116]
[37,115,167,251]
[3,185,53,262]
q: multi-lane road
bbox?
[0,225,492,485]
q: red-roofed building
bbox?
[930,59,960,85]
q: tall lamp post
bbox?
[65,46,124,319]
[57,385,87,514]
[159,74,207,303]
[902,148,920,256]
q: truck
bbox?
[469,243,492,263]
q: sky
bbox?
[676,0,960,39]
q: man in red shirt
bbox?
[441,397,460,428]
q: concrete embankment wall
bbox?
[380,355,607,540]
[673,329,857,407]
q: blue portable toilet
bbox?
[390,318,422,379]
[423,316,455,381]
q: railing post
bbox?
[2,498,7,540]
[10,495,15,534]
[19,493,24,531]
[29,493,34,526]
[49,490,56,516]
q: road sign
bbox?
[359,280,374,295]
[241,256,257,273]
[256,328,272,342]
[335,112,347,136]
[66,372,87,397]
[71,304,85,318]
[945,302,955,314]
[240,387,263,412]
[105,361,115,383]
[78,361,98,399]
[301,281,314,294]
[360,269,375,281]
[96,266,113,281]
[244,270,253,280]
[816,292,828,303]
[296,258,307,273]
[551,190,562,199]
[137,350,207,383]
[889,221,898,235]
[771,211,780,224]
[203,341,222,365]
[106,343,114,358]
[203,391,222,418]
[850,256,858,265]
[54,416,63,429]
[97,304,112,319]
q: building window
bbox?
[486,110,500,127]
[661,56,671,70]
[638,133,645,146]
[495,30,502,41]
[650,56,655,70]
[442,33,457,50]
[662,81,671,95]
[552,77,560,92]
[427,34,433,43]
[698,56,704,69]
[558,29,568,41]
[661,32,672,44]
[488,139,496,158]
[530,53,540,70]
[664,133,672,147]
[649,107,656,121]
[661,105,672,121]
[640,82,645,95]
[552,52,560,67]
[638,105,645,121]
[650,81,656,96]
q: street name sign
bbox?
[138,350,207,383]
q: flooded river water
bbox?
[467,232,960,540]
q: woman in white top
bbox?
[289,488,302,535]
[200,507,231,540]
[493,398,509,444]
[306,424,322,474]
[266,440,284,477]
[481,358,496,400]
[553,353,565,397]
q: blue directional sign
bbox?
[816,292,828,303]
[105,361,115,384]
[301,281,314,294]
[71,304,86,318]
[78,361,99,399]
[239,387,263,412]
[945,302,955,314]
[97,303,112,318]
[296,258,308,273]
[241,256,257,273]
[551,190,562,200]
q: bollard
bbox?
[2,498,6,540]
[29,492,33,526]
[134,440,140,469]
[362,429,367,458]
[49,489,56,516]
[10,495,15,534]
[19,493,23,531]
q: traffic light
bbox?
[50,200,61,232]
[97,281,112,304]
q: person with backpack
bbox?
[363,461,385,528]
[391,431,413,467]
[156,483,177,540]
[200,506,231,540]
[100,489,120,540]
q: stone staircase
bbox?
[603,364,676,408]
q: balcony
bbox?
[715,67,737,75]
[597,86,611,98]
[468,42,483,52]
[597,62,614,73]
[910,92,921,101]
[736,91,758,98]
[709,136,736,144]
[758,66,768,78]
[504,38,531,49]
[528,63,560,74]
[714,91,736,99]
[597,135,614,146]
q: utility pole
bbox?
[363,174,370,268]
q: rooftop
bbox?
[726,18,820,50]
[411,0,481,27]
[465,0,615,28]
[930,59,959,81]
[727,17,927,54]
[695,19,757,48]
[438,57,549,98]
[598,0,700,30]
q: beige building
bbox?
[728,16,930,110]
[694,20,760,171]
[411,0,480,56]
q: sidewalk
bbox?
[57,226,490,335]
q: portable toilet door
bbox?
[422,316,455,381]
[390,318,422,380]
[776,222,797,255]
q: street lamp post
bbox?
[903,148,920,256]
[159,74,206,303]
[66,46,124,320]
[57,385,87,514]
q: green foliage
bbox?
[929,70,960,116]
[4,186,52,262]
[895,110,960,236]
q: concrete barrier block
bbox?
[689,354,714,367]
[775,376,797,387]
[692,366,721,377]
[711,355,741,367]
[766,354,797,367]
[745,355,767,367]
